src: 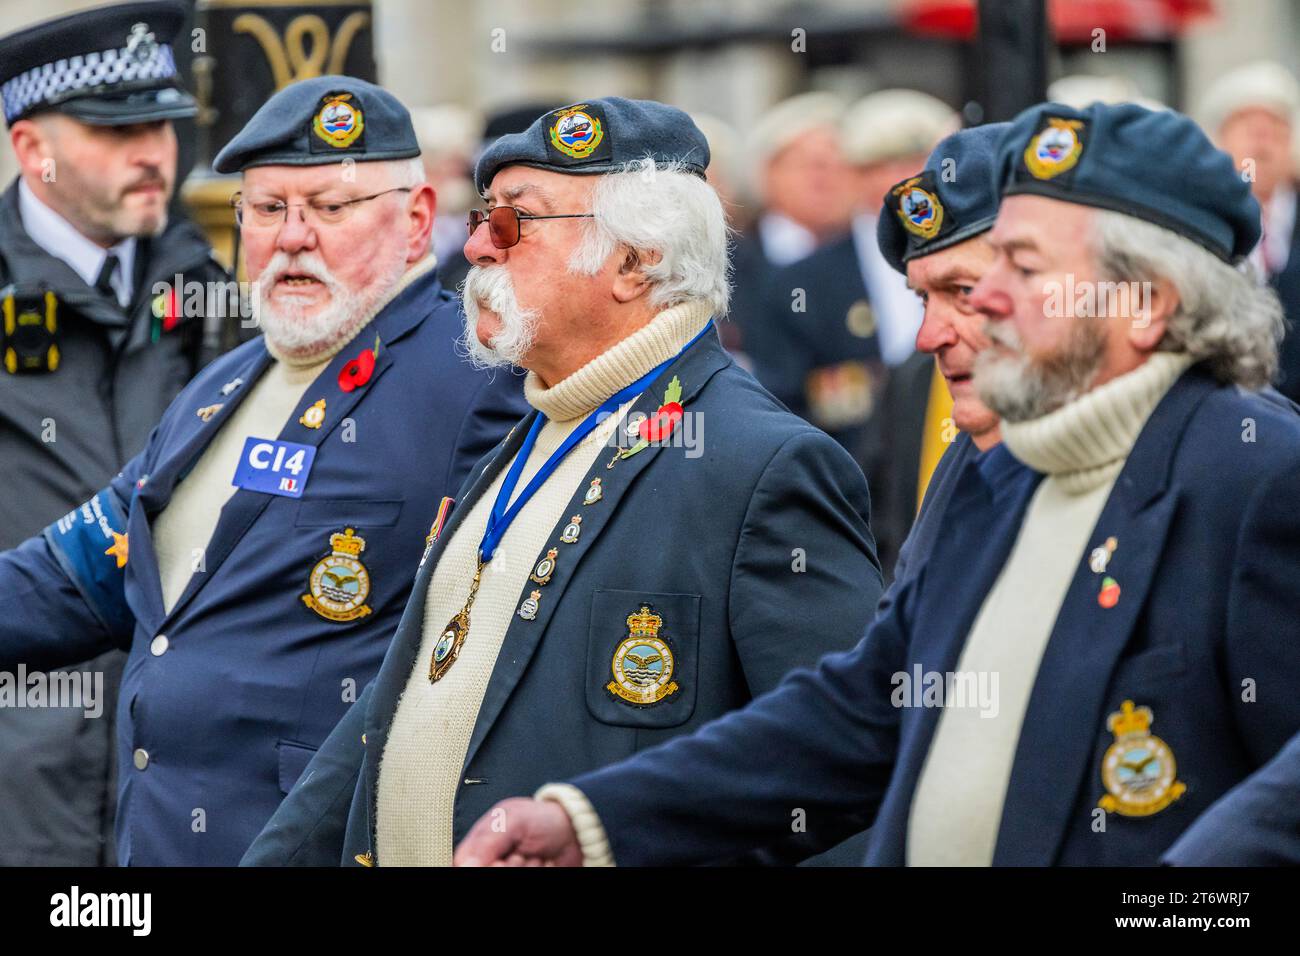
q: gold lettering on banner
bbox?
[232,11,371,89]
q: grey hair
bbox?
[385,156,427,188]
[1092,209,1283,389]
[566,157,731,315]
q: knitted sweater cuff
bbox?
[535,783,616,867]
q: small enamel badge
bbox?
[1089,536,1118,574]
[196,403,223,422]
[584,477,603,505]
[560,515,582,544]
[220,377,243,396]
[518,590,541,621]
[299,398,326,429]
[607,605,679,706]
[845,299,876,338]
[302,528,373,623]
[1098,700,1186,817]
[529,548,558,586]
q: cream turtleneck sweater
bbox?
[376,299,713,866]
[906,351,1193,866]
[152,256,437,613]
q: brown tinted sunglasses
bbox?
[467,206,595,249]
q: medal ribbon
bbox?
[479,322,711,563]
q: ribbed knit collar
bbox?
[525,299,713,423]
[267,254,438,368]
[1002,351,1194,495]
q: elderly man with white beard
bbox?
[453,102,1300,868]
[0,76,526,865]
[241,97,883,867]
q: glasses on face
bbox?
[230,187,413,228]
[467,205,595,249]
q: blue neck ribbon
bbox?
[479,322,711,562]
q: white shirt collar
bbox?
[17,178,137,308]
[757,212,818,267]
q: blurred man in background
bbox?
[1201,60,1300,401]
[411,103,482,293]
[0,0,231,867]
[727,92,853,359]
[749,89,956,574]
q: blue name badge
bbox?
[232,437,317,498]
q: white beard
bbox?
[459,264,540,369]
[974,316,1107,423]
[253,249,407,362]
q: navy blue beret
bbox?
[214,75,420,174]
[878,122,1010,274]
[474,97,710,194]
[996,101,1260,262]
[0,0,195,126]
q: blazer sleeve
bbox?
[241,682,373,866]
[0,447,149,670]
[728,429,883,696]
[1163,729,1300,865]
[1224,464,1300,764]
[570,579,917,866]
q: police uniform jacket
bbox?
[241,325,884,865]
[0,267,527,865]
[563,365,1300,865]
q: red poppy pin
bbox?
[613,376,683,465]
[339,334,382,392]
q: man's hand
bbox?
[453,797,584,866]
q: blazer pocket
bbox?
[295,498,403,528]
[277,739,319,795]
[586,589,700,729]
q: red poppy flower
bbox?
[338,347,376,392]
[163,288,180,333]
[639,401,684,443]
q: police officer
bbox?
[0,1,234,866]
[0,73,527,865]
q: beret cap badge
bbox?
[549,105,604,159]
[1024,118,1085,180]
[891,176,945,240]
[312,92,365,149]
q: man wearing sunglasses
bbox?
[243,97,883,866]
[0,75,527,865]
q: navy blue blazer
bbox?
[569,365,1300,865]
[878,431,979,616]
[746,234,881,453]
[0,269,527,865]
[241,325,884,865]
[1163,728,1300,865]
[1270,211,1300,403]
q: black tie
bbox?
[95,254,120,301]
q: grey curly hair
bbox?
[1092,209,1283,389]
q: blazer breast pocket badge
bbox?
[1097,700,1186,817]
[607,605,679,706]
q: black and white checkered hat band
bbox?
[2,42,177,122]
